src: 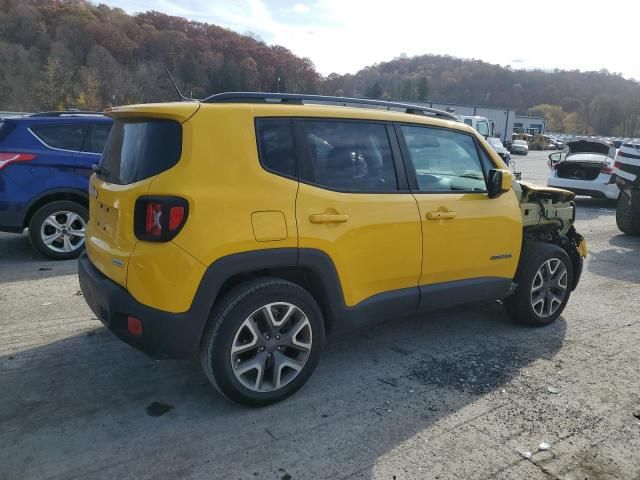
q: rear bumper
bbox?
[0,204,25,233]
[548,174,620,200]
[78,252,206,359]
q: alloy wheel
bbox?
[40,211,86,253]
[230,302,312,392]
[530,258,568,318]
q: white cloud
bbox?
[291,4,310,13]
[96,0,640,80]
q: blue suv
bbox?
[0,112,112,259]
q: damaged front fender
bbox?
[514,181,576,235]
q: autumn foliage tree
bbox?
[1,1,640,136]
[0,0,320,111]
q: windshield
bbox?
[476,120,489,137]
[514,140,527,146]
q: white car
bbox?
[511,139,529,155]
[547,139,619,200]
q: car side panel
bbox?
[296,184,422,307]
[414,190,522,286]
[0,123,81,229]
[128,106,300,312]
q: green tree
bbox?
[416,76,429,99]
[365,82,383,98]
[34,56,72,110]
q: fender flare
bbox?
[189,248,347,336]
[22,188,89,226]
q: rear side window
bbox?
[31,124,88,151]
[255,119,296,177]
[99,119,182,185]
[83,123,112,154]
[301,120,398,192]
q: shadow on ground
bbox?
[0,301,567,479]
[0,231,78,282]
[587,233,640,283]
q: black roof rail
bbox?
[203,92,459,121]
[30,111,104,117]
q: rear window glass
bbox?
[31,124,88,151]
[98,119,182,185]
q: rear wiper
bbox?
[91,164,109,176]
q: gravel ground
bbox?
[1,150,639,480]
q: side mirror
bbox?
[548,152,563,162]
[487,169,513,198]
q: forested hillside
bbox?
[322,55,640,136]
[0,0,319,110]
[1,0,640,136]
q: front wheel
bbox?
[29,200,88,260]
[506,242,573,326]
[200,279,325,407]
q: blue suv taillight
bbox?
[0,152,36,170]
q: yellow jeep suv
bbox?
[78,93,586,406]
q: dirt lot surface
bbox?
[1,151,639,480]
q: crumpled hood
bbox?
[517,181,576,202]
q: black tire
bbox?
[28,200,88,260]
[616,194,640,235]
[200,278,325,407]
[505,242,573,326]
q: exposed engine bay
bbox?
[515,181,576,235]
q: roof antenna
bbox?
[163,63,190,101]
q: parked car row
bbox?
[511,139,529,155]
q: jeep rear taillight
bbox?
[134,196,188,241]
[0,152,36,170]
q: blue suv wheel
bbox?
[29,200,89,259]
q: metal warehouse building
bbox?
[391,100,546,142]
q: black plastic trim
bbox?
[80,247,517,359]
[204,92,458,120]
[419,277,512,311]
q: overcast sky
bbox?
[98,0,639,80]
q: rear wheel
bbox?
[29,200,88,260]
[200,279,325,407]
[506,242,573,326]
[616,193,640,235]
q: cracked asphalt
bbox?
[1,151,639,480]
